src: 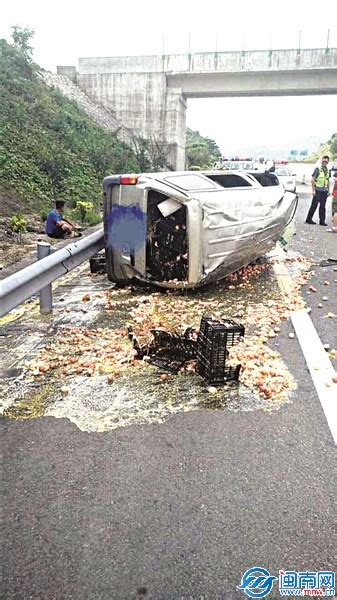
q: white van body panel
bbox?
[103,171,297,288]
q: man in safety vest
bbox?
[305,155,331,225]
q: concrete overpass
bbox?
[58,48,337,170]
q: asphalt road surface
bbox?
[2,185,336,600]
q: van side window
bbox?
[252,173,279,187]
[205,174,252,188]
[163,174,216,191]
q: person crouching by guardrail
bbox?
[45,199,80,239]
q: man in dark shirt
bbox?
[45,200,76,238]
[305,155,331,225]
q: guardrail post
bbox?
[37,242,53,314]
[0,229,104,318]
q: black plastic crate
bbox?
[148,329,197,366]
[90,254,106,274]
[131,327,197,373]
[148,355,187,374]
[144,329,195,355]
[197,315,245,385]
[180,326,198,359]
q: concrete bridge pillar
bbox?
[76,70,186,170]
[164,87,187,170]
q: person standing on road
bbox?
[305,155,331,226]
[330,171,337,232]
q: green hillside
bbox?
[306,133,337,163]
[0,28,224,223]
[0,29,139,215]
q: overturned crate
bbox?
[131,327,197,374]
[197,316,245,385]
[130,315,244,383]
[89,252,107,274]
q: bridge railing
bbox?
[77,47,337,75]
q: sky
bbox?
[1,0,336,155]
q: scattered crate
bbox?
[89,253,106,274]
[197,315,245,385]
[147,355,188,374]
[131,315,244,383]
[131,327,197,374]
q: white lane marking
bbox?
[291,310,337,445]
[271,246,337,445]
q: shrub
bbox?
[76,200,94,222]
[10,212,27,243]
[85,211,102,226]
[40,209,48,222]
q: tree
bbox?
[11,26,34,60]
[131,136,172,172]
[186,129,221,169]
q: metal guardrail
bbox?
[0,229,104,317]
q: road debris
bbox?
[2,253,320,430]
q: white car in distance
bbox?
[275,166,297,193]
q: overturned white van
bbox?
[103,170,297,289]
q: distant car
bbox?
[213,160,255,171]
[229,161,255,171]
[275,166,297,193]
